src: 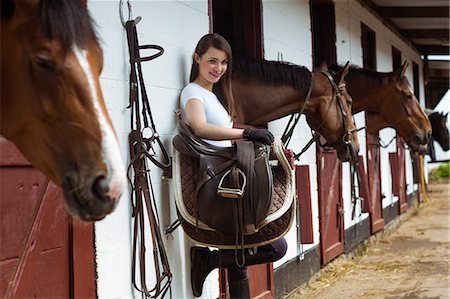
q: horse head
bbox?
[390,63,432,153]
[341,62,432,154]
[307,62,359,162]
[379,63,431,153]
[429,112,449,151]
[1,0,126,221]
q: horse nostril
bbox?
[92,175,110,200]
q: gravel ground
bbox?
[286,182,450,299]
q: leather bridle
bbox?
[282,70,357,160]
[316,70,357,150]
[125,17,172,299]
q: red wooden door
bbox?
[248,264,274,299]
[317,147,344,265]
[389,138,408,214]
[219,263,274,299]
[396,138,409,212]
[365,133,384,234]
[296,165,314,244]
[0,138,96,298]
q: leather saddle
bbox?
[173,119,273,235]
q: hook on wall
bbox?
[119,0,141,28]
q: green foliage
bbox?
[436,162,450,179]
[429,162,450,182]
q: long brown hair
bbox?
[189,33,236,120]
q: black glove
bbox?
[243,128,274,145]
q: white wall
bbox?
[88,1,214,298]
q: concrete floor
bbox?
[286,182,450,299]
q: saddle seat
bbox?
[172,121,296,249]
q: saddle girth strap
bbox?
[233,142,256,267]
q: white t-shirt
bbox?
[180,82,233,147]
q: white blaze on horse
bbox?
[1,0,126,221]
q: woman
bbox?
[180,33,287,298]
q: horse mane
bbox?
[329,64,392,86]
[233,57,312,91]
[1,0,97,49]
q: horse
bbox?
[1,0,126,221]
[330,63,432,154]
[422,109,449,161]
[426,109,449,152]
[230,58,359,162]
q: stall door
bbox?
[390,138,408,213]
[317,147,344,265]
[0,138,96,298]
[365,132,384,233]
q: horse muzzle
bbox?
[62,171,121,221]
[336,139,360,162]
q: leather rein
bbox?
[125,17,172,298]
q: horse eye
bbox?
[34,57,56,72]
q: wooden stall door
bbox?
[248,264,274,299]
[396,138,409,212]
[0,138,96,298]
[365,132,384,234]
[317,147,344,265]
[296,165,314,244]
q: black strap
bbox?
[350,160,359,220]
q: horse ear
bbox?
[318,61,328,72]
[400,61,409,77]
[391,61,409,81]
[336,61,350,84]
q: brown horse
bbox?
[330,63,432,154]
[1,0,126,221]
[231,58,359,162]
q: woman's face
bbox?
[195,47,228,87]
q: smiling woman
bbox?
[0,0,126,221]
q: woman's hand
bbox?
[243,128,274,145]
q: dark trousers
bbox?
[222,237,288,281]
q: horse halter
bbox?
[316,70,357,150]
